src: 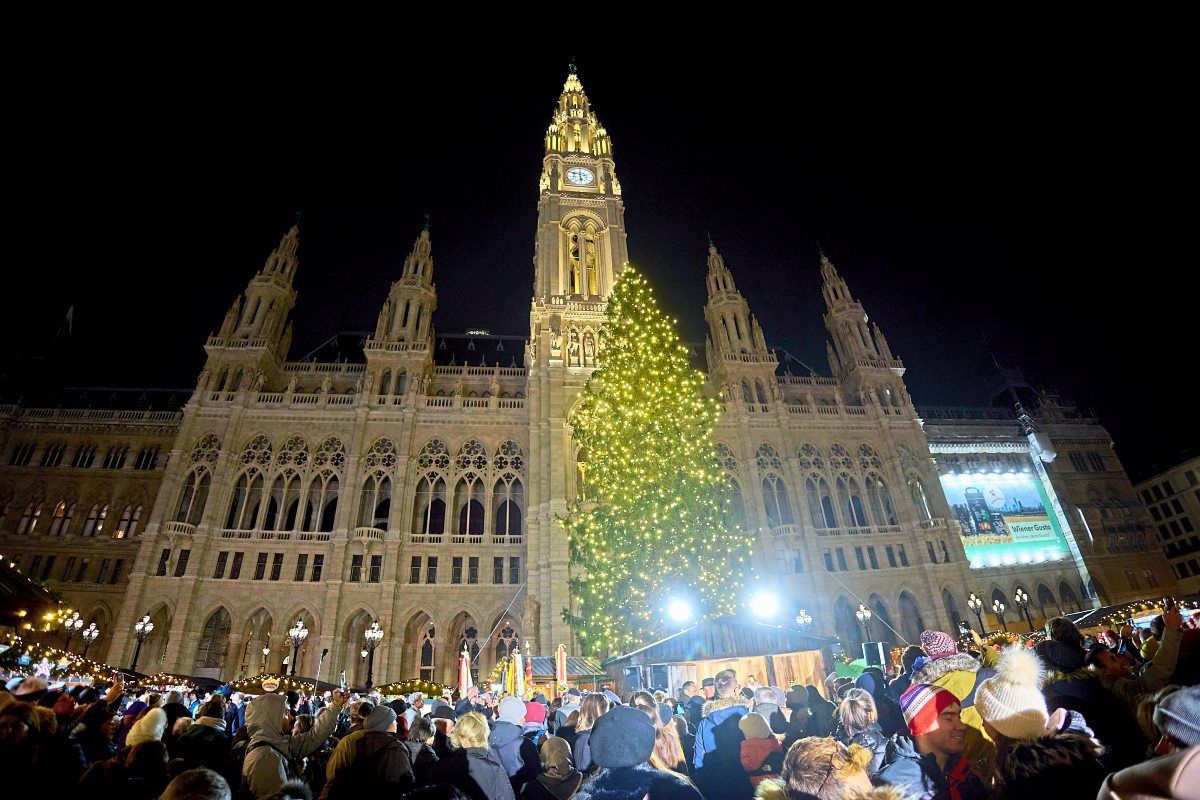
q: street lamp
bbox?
[130,613,154,673]
[966,593,985,634]
[362,619,384,691]
[992,599,1008,632]
[795,609,813,633]
[62,611,84,650]
[1013,588,1034,632]
[288,618,309,677]
[261,647,270,673]
[856,603,873,640]
[81,623,100,657]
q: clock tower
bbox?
[526,68,630,654]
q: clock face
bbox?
[566,167,594,186]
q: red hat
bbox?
[525,701,547,724]
[899,683,959,737]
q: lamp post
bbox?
[855,603,873,641]
[1013,588,1034,632]
[992,599,1008,632]
[261,647,270,674]
[287,618,309,677]
[62,610,84,650]
[967,593,985,635]
[129,613,154,673]
[795,609,813,633]
[362,619,384,691]
[81,623,100,657]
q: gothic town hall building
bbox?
[0,71,1174,686]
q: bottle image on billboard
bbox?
[963,486,1008,536]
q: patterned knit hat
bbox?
[920,630,957,661]
[975,646,1049,741]
[1154,685,1200,747]
[899,683,959,736]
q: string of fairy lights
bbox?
[563,266,755,655]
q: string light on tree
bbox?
[562,266,753,656]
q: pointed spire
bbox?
[261,222,300,281]
[423,211,431,232]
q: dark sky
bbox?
[4,39,1194,480]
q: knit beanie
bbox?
[738,711,773,740]
[899,683,958,737]
[498,695,526,725]
[127,707,168,745]
[589,704,655,768]
[164,690,184,705]
[975,647,1049,741]
[525,701,547,724]
[1154,686,1200,747]
[920,630,957,661]
[363,704,397,733]
[1033,639,1084,673]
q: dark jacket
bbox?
[1041,669,1145,770]
[576,763,705,800]
[319,730,414,800]
[173,717,231,772]
[433,729,459,760]
[490,719,541,793]
[874,734,988,800]
[224,702,246,735]
[427,746,516,800]
[992,731,1107,800]
[692,695,752,800]
[161,701,193,740]
[684,694,706,730]
[573,729,594,774]
[70,727,118,766]
[834,722,889,775]
[522,772,585,800]
[402,740,439,784]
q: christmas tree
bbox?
[563,266,754,656]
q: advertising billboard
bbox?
[938,470,1072,569]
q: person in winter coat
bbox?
[524,700,550,748]
[630,691,688,774]
[832,688,888,775]
[684,679,712,730]
[71,700,120,766]
[889,646,926,702]
[855,668,907,739]
[575,704,704,800]
[874,683,988,800]
[556,688,583,730]
[523,735,584,800]
[242,689,347,800]
[572,693,608,775]
[491,695,542,795]
[692,668,753,800]
[161,689,194,742]
[175,698,232,773]
[115,698,147,749]
[78,740,171,800]
[403,715,440,783]
[976,646,1107,800]
[1088,601,1184,720]
[909,629,999,769]
[1034,638,1146,769]
[224,692,247,736]
[319,704,413,799]
[427,711,516,800]
[738,712,783,789]
[804,684,836,736]
[752,736,885,800]
[127,706,168,746]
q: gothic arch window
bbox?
[17,502,42,535]
[359,477,392,529]
[716,443,739,473]
[459,625,481,664]
[414,475,447,537]
[302,472,340,533]
[866,474,898,525]
[419,625,436,682]
[567,223,583,295]
[494,621,519,662]
[1059,581,1080,612]
[226,471,266,530]
[909,476,933,522]
[380,370,392,397]
[755,443,784,473]
[898,592,925,645]
[47,501,74,536]
[584,225,599,296]
[1142,568,1158,588]
[858,444,883,472]
[797,443,826,472]
[194,608,231,670]
[115,504,142,538]
[1036,584,1058,617]
[175,470,211,525]
[741,380,754,404]
[755,381,768,405]
[942,588,962,629]
[395,370,407,395]
[806,475,837,528]
[761,474,794,528]
[724,477,747,531]
[837,474,868,527]
[494,476,524,537]
[81,504,108,537]
[455,474,485,536]
[264,473,303,531]
[829,444,854,471]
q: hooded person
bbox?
[524,700,550,746]
[804,684,836,736]
[242,689,347,800]
[428,710,516,800]
[127,706,169,746]
[490,695,541,795]
[1034,637,1146,769]
[319,704,413,800]
[576,704,704,800]
[909,629,999,768]
[874,683,988,800]
[524,735,585,800]
[738,711,784,789]
[693,668,753,800]
[975,646,1107,800]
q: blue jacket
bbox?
[488,720,539,794]
[692,697,751,800]
[874,734,987,800]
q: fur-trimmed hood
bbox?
[995,731,1106,794]
[911,652,979,684]
[702,695,752,718]
[755,776,911,800]
[576,763,704,800]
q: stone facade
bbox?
[0,70,1178,684]
[1135,455,1200,594]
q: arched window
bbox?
[741,380,753,404]
[1059,581,1080,612]
[755,381,768,405]
[47,501,73,536]
[455,476,485,536]
[413,475,447,537]
[761,474,794,528]
[806,475,836,528]
[419,626,436,682]
[942,588,962,630]
[909,477,933,522]
[837,475,868,527]
[194,608,231,670]
[81,504,108,537]
[494,622,518,662]
[303,473,340,532]
[1036,584,1058,617]
[264,473,303,531]
[359,473,392,529]
[175,470,211,525]
[395,370,408,395]
[115,505,142,538]
[724,478,747,531]
[226,472,265,530]
[16,502,42,535]
[1142,568,1158,588]
[494,476,524,537]
[866,475,898,525]
[898,592,925,645]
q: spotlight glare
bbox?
[750,592,780,618]
[667,599,693,624]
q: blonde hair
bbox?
[450,711,490,749]
[631,691,685,773]
[838,688,877,737]
[576,694,608,732]
[779,737,871,800]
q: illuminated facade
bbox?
[0,70,1177,681]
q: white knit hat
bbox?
[975,646,1049,741]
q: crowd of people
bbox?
[2,603,1198,799]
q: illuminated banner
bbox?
[938,470,1072,569]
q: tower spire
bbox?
[819,250,902,377]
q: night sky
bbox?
[4,42,1193,480]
